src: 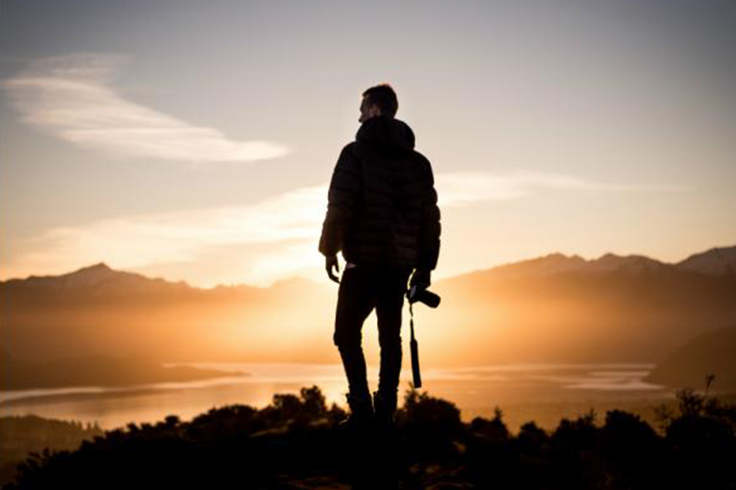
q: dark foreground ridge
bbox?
[4,386,736,489]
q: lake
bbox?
[0,362,674,432]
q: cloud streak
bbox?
[1,170,684,287]
[436,170,686,207]
[4,184,326,286]
[2,53,289,163]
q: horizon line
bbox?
[1,243,732,290]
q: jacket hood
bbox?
[356,115,415,154]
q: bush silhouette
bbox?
[4,385,736,489]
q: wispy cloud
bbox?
[2,53,290,163]
[0,170,684,287]
[3,184,326,286]
[437,170,686,207]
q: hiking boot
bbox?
[373,390,397,430]
[339,391,374,430]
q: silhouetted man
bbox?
[319,84,441,429]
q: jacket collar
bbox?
[356,115,415,153]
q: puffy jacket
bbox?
[319,115,441,270]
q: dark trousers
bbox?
[333,264,413,401]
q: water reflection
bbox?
[0,363,669,432]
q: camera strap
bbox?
[409,299,415,341]
[408,298,422,388]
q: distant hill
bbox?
[0,348,247,390]
[0,414,104,488]
[0,262,262,303]
[431,246,736,364]
[676,246,736,276]
[645,327,736,392]
[1,246,735,367]
[459,245,736,279]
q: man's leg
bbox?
[374,266,413,422]
[334,267,375,416]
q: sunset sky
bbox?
[1,0,734,288]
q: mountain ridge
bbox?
[438,245,736,286]
[1,245,734,367]
[2,245,734,292]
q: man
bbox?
[318,83,441,429]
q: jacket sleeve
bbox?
[416,160,441,271]
[319,145,362,257]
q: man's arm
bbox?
[319,145,362,281]
[413,160,441,287]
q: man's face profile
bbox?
[359,95,381,123]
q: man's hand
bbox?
[325,255,340,284]
[410,268,431,290]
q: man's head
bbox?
[359,83,398,123]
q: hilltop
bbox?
[2,385,735,489]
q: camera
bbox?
[407,285,441,308]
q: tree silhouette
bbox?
[3,385,735,489]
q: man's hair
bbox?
[362,84,398,118]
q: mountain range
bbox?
[1,246,735,369]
